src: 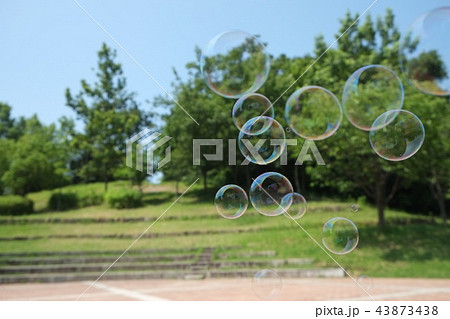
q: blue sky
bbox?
[0,0,448,128]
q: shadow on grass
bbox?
[359,222,450,263]
[142,191,175,205]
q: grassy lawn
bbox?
[0,181,449,278]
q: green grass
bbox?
[0,182,449,278]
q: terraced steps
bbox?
[0,247,344,284]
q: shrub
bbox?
[47,190,104,211]
[105,189,143,209]
[77,190,104,207]
[0,195,34,215]
[48,193,78,211]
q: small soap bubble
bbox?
[322,217,359,255]
[249,172,293,216]
[238,117,286,165]
[252,269,282,300]
[232,93,274,134]
[214,184,248,219]
[350,203,360,213]
[357,275,374,291]
[281,193,307,220]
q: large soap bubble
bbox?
[369,109,425,161]
[285,86,342,140]
[200,30,270,98]
[400,7,450,96]
[342,65,404,131]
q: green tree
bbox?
[1,116,69,195]
[66,43,152,191]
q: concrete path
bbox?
[1,278,449,301]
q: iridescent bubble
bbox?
[200,30,270,98]
[342,65,404,131]
[232,93,274,134]
[322,217,359,255]
[357,275,374,291]
[285,86,342,140]
[350,203,360,213]
[369,109,425,161]
[252,269,282,300]
[214,184,248,219]
[281,193,307,220]
[250,172,293,216]
[238,117,285,164]
[400,7,450,96]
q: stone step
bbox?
[0,246,237,258]
[0,267,344,284]
[0,254,198,266]
[0,258,313,275]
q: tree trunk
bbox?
[437,195,447,226]
[175,180,180,196]
[376,178,386,229]
[202,169,208,191]
[294,164,301,193]
[244,166,251,190]
[430,169,448,226]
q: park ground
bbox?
[0,181,449,300]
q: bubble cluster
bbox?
[249,172,293,216]
[369,110,425,161]
[281,192,307,220]
[200,30,270,98]
[214,184,248,219]
[252,269,282,300]
[400,7,450,96]
[238,117,286,164]
[322,217,359,255]
[232,93,274,133]
[285,86,342,140]
[342,65,404,131]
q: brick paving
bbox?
[0,278,449,301]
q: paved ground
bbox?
[1,278,449,301]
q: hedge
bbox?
[0,195,34,215]
[105,189,143,209]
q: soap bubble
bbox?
[238,117,285,164]
[350,203,360,213]
[400,7,450,96]
[285,86,342,140]
[200,30,270,98]
[342,65,404,131]
[250,172,293,216]
[232,93,274,134]
[281,193,307,220]
[214,184,248,219]
[252,269,282,300]
[357,275,374,291]
[369,109,425,161]
[322,217,359,255]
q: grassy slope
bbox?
[0,181,449,278]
